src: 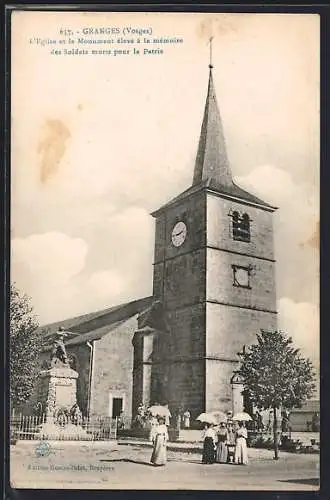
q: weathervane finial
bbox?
[209,36,214,69]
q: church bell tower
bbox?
[149,54,278,418]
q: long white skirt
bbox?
[150,433,167,466]
[234,437,248,465]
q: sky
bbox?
[11,12,319,378]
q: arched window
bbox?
[240,213,251,242]
[232,211,240,239]
[231,211,251,243]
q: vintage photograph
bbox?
[9,11,319,490]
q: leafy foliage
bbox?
[10,283,43,409]
[239,329,316,411]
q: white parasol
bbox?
[232,412,252,422]
[196,413,218,425]
[148,405,171,417]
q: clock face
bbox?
[234,267,249,287]
[171,221,187,247]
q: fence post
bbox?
[18,414,21,440]
[20,413,24,440]
[28,416,32,440]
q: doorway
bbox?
[109,391,126,419]
[112,397,123,418]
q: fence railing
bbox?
[10,413,118,441]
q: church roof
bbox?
[193,66,232,187]
[65,318,135,346]
[152,178,276,216]
[39,296,153,347]
[152,64,276,217]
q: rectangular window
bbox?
[232,265,251,289]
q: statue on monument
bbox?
[50,327,70,368]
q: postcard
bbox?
[9,10,319,491]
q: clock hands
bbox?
[171,222,187,247]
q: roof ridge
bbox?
[40,295,153,335]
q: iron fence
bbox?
[10,413,118,441]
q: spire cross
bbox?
[209,36,214,68]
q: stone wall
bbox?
[66,343,91,415]
[204,192,277,414]
[206,302,278,359]
[89,315,138,419]
[153,191,206,265]
[151,358,205,418]
[153,191,206,302]
[206,193,276,260]
[206,248,276,312]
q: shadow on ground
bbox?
[278,478,319,487]
[100,457,239,466]
[100,458,154,466]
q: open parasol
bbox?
[148,405,171,417]
[232,412,252,422]
[196,413,218,425]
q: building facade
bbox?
[30,63,277,424]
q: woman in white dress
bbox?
[234,421,248,465]
[183,410,191,429]
[150,417,169,466]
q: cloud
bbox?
[277,297,319,367]
[87,270,130,309]
[277,296,319,398]
[11,208,155,324]
[11,231,88,286]
[235,164,318,211]
[235,165,319,305]
[81,206,155,310]
[11,232,88,323]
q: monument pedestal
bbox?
[38,366,79,414]
[36,366,88,439]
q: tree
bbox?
[10,283,42,411]
[239,329,316,460]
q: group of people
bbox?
[202,421,248,465]
[132,403,171,430]
[149,416,249,467]
[133,403,191,431]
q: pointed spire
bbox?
[193,50,232,187]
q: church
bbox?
[32,60,278,424]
